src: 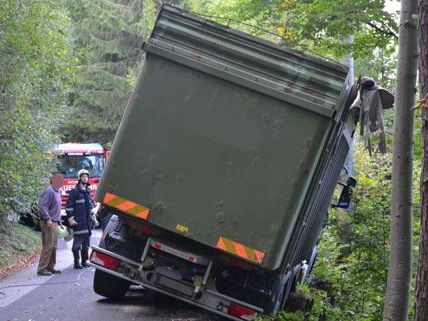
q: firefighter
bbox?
[66,169,99,269]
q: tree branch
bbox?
[366,21,398,39]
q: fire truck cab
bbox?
[54,143,108,220]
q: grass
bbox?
[0,220,41,269]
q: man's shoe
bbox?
[81,261,89,268]
[48,269,61,274]
[37,270,52,276]
[74,261,83,269]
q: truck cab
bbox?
[54,143,107,220]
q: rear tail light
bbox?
[90,251,119,271]
[228,303,257,320]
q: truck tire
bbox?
[93,269,131,299]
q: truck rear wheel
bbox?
[94,269,131,300]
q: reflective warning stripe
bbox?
[216,237,265,264]
[103,192,150,220]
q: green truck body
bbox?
[91,5,357,320]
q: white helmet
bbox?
[77,169,90,179]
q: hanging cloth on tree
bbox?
[350,77,394,154]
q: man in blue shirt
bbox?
[37,172,64,276]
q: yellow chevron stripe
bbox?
[216,236,265,264]
[103,192,150,220]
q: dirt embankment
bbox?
[0,221,41,280]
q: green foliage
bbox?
[286,0,398,59]
[308,149,391,320]
[62,0,145,143]
[62,0,183,144]
[186,0,397,59]
[257,310,305,321]
[0,0,75,218]
[355,49,397,91]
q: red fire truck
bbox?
[54,143,108,220]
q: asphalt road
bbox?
[0,230,224,321]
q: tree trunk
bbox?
[382,0,419,320]
[414,0,428,320]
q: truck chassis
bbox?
[89,215,305,320]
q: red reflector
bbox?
[227,303,257,320]
[153,242,162,249]
[228,303,257,320]
[90,251,119,271]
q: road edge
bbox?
[0,249,41,281]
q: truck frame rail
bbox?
[90,245,263,321]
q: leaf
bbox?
[412,93,428,110]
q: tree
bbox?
[63,0,182,144]
[0,0,74,218]
[414,0,428,319]
[382,0,419,320]
[186,0,398,59]
[278,0,398,59]
[62,0,149,144]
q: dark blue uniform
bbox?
[65,183,94,267]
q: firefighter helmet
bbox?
[77,169,90,179]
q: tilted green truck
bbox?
[89,5,359,320]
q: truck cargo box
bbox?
[96,5,353,271]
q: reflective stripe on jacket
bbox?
[65,184,93,235]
